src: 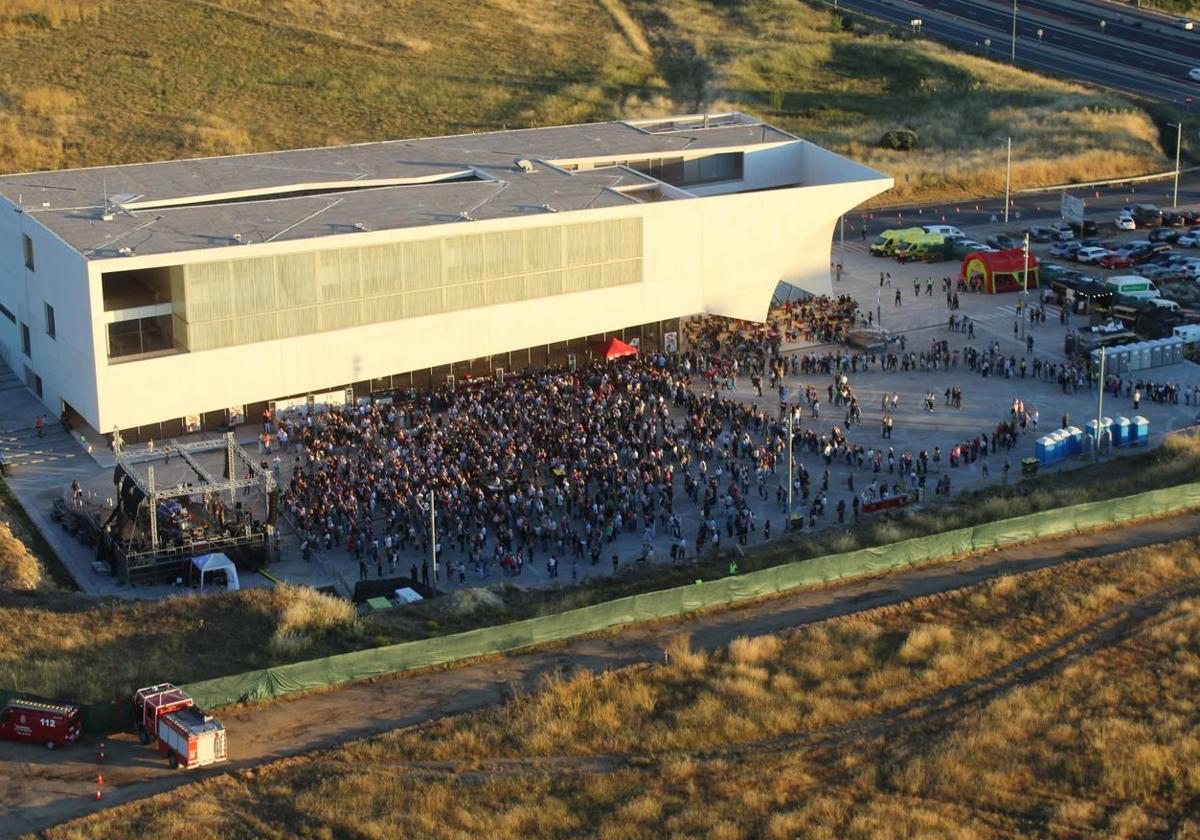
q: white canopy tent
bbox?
[191,552,240,592]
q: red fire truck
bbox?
[133,684,227,770]
[0,696,82,750]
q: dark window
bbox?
[107,314,176,360]
[654,153,743,188]
[23,366,41,398]
[44,303,55,339]
[0,302,13,323]
[21,323,30,357]
[22,234,34,271]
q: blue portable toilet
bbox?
[1067,426,1084,456]
[1085,419,1100,450]
[1168,337,1184,365]
[1131,342,1149,371]
[1035,435,1053,464]
[1114,416,1132,447]
[1132,415,1149,445]
[1052,429,1069,461]
[1150,340,1165,368]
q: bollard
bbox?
[94,789,102,800]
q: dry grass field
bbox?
[0,0,1167,204]
[46,537,1200,839]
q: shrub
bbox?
[881,128,919,150]
[267,584,356,655]
[0,522,41,590]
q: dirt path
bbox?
[7,511,1200,839]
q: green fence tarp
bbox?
[182,482,1200,712]
[34,480,1189,722]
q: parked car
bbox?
[1037,262,1071,281]
[1026,225,1056,243]
[1126,243,1170,264]
[1047,223,1075,241]
[1160,211,1187,228]
[1114,214,1136,231]
[1176,17,1195,29]
[1074,246,1110,264]
[1049,242,1076,258]
[986,233,1020,250]
[1190,68,1200,82]
[1175,234,1200,248]
[1149,227,1182,243]
[1124,204,1164,227]
[1099,253,1134,269]
[1068,219,1100,236]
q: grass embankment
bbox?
[0,0,1167,204]
[2,431,1198,705]
[47,538,1200,838]
[621,0,1166,204]
[0,477,67,591]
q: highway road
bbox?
[855,170,1200,240]
[830,0,1200,104]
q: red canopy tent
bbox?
[960,248,1040,295]
[591,337,638,360]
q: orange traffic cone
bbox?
[95,774,104,785]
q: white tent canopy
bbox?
[191,552,240,592]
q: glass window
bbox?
[22,234,34,271]
[107,315,176,360]
[44,303,55,339]
[21,323,30,357]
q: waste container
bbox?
[1021,457,1039,475]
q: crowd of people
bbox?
[266,291,1139,589]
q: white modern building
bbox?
[0,113,890,441]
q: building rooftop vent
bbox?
[514,158,536,173]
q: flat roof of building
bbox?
[0,113,798,261]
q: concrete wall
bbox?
[0,195,99,423]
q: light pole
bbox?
[1094,347,1106,459]
[1169,121,1182,209]
[838,216,845,280]
[786,409,794,520]
[1021,232,1030,342]
[429,489,438,583]
[984,37,991,58]
[1099,19,1106,34]
[1011,0,1018,64]
[1004,136,1012,224]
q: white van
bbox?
[1104,275,1160,300]
[922,224,964,239]
[1143,297,1180,312]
